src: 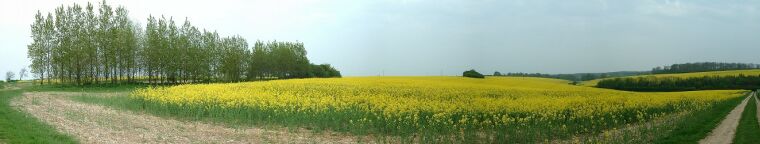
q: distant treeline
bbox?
[27,1,340,85]
[597,75,760,91]
[495,62,760,82]
[652,62,759,74]
[495,71,648,82]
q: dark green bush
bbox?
[463,69,484,78]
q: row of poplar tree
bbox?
[27,1,341,85]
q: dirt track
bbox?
[756,92,760,132]
[10,92,367,144]
[698,92,753,144]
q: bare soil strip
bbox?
[11,92,369,144]
[698,92,753,144]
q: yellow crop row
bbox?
[582,69,760,86]
[133,76,745,129]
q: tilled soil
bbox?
[11,92,369,144]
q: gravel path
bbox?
[11,92,368,144]
[698,92,753,144]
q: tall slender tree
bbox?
[29,1,341,85]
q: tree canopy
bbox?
[597,75,760,91]
[463,69,484,78]
[651,62,759,74]
[27,0,341,85]
[498,71,647,82]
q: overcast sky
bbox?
[2,0,760,78]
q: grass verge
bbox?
[0,89,78,143]
[653,95,745,143]
[733,95,760,143]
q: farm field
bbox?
[0,75,757,143]
[5,1,760,143]
[581,69,760,87]
[61,76,745,143]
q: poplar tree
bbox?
[28,11,45,84]
[28,0,341,85]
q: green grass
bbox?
[734,95,760,143]
[0,83,140,144]
[653,95,746,143]
[70,95,434,142]
[0,89,78,143]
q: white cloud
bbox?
[639,0,689,16]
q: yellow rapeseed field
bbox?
[132,76,746,141]
[581,69,760,86]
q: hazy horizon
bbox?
[2,0,760,79]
